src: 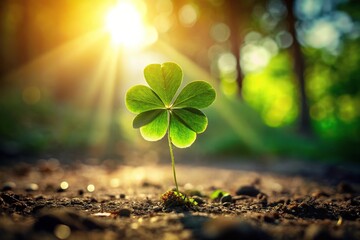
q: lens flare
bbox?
[105,1,157,48]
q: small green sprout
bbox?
[125,62,216,194]
[160,190,198,208]
[210,189,230,201]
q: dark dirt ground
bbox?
[0,156,359,240]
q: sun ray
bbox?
[1,24,126,155]
[3,29,105,85]
[81,44,116,107]
[90,46,121,152]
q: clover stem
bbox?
[167,130,179,193]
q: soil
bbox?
[0,157,359,240]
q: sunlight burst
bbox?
[105,1,156,48]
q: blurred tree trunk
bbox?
[285,0,312,135]
[18,0,30,65]
[226,1,249,97]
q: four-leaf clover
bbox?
[125,62,216,148]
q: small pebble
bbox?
[263,213,276,223]
[14,201,27,211]
[71,198,82,205]
[336,216,343,226]
[257,193,268,205]
[108,194,116,200]
[119,193,126,199]
[235,185,260,197]
[337,182,355,194]
[118,208,131,217]
[186,189,203,196]
[350,196,360,206]
[192,196,205,205]
[78,189,84,196]
[311,190,330,198]
[153,205,162,212]
[1,192,19,204]
[25,183,39,192]
[222,202,231,207]
[0,197,5,205]
[2,182,16,191]
[220,194,232,204]
[35,195,45,200]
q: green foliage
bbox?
[125,62,216,148]
[0,89,96,155]
[210,189,229,200]
[242,53,298,128]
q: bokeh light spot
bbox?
[60,181,69,190]
[333,11,353,34]
[244,31,262,43]
[305,20,340,49]
[208,44,226,61]
[210,23,231,43]
[310,96,334,121]
[262,37,279,56]
[242,53,298,127]
[54,224,71,239]
[110,178,120,188]
[87,184,95,192]
[178,4,198,27]
[240,44,271,73]
[267,0,287,18]
[221,80,238,97]
[218,52,237,74]
[295,0,322,20]
[276,31,293,49]
[156,0,173,15]
[337,95,357,122]
[264,96,293,127]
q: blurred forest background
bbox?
[0,0,359,162]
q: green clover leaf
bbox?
[125,62,216,148]
[125,62,215,195]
